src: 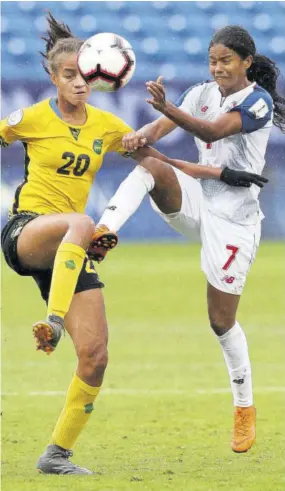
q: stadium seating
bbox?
[1,1,285,81]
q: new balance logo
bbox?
[106,206,117,211]
[233,377,244,385]
[222,275,235,284]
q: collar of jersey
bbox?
[217,81,256,101]
[49,98,88,128]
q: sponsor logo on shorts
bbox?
[106,205,117,211]
[10,226,23,239]
[201,105,208,113]
[221,275,236,284]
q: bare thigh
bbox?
[140,157,182,214]
[65,288,108,386]
[17,212,95,270]
[207,282,240,336]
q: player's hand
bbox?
[122,132,147,152]
[146,76,166,111]
[220,167,269,188]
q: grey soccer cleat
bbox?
[36,444,94,475]
[33,315,64,355]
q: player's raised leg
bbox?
[17,212,96,353]
[37,288,108,474]
[88,157,182,259]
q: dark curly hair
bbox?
[40,12,83,75]
[209,25,285,133]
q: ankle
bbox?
[47,314,65,329]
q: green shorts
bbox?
[1,213,104,303]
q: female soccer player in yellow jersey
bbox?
[1,13,268,475]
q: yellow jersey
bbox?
[0,98,133,216]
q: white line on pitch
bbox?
[1,387,285,397]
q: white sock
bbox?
[98,165,155,232]
[217,322,253,407]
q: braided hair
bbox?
[40,12,83,75]
[209,25,285,133]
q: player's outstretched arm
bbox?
[122,116,177,152]
[146,77,244,143]
[132,147,268,188]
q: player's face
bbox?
[51,53,91,105]
[209,44,252,94]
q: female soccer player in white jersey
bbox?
[1,16,264,475]
[94,25,285,454]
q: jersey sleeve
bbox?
[0,106,37,146]
[229,89,273,134]
[0,109,28,147]
[174,82,205,116]
[104,113,134,156]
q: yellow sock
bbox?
[47,243,86,319]
[50,374,100,450]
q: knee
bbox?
[138,158,163,181]
[77,343,108,383]
[70,215,96,248]
[208,309,235,336]
[139,156,156,171]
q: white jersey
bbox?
[176,81,273,224]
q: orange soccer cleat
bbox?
[87,225,118,263]
[33,315,64,355]
[231,405,256,453]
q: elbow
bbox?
[200,131,220,144]
[195,124,220,143]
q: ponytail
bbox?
[40,12,83,75]
[247,54,285,133]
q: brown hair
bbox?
[40,12,83,75]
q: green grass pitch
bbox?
[2,242,285,491]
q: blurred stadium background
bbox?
[2,4,285,490]
[1,1,285,240]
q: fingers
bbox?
[146,98,155,107]
[248,173,268,188]
[122,133,147,151]
[251,174,268,183]
[252,179,264,188]
[156,75,163,84]
[146,84,164,101]
[146,80,165,95]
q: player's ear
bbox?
[243,55,253,71]
[50,72,58,87]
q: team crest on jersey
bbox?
[7,109,23,126]
[93,139,103,155]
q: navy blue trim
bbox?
[229,86,273,134]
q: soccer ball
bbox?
[77,32,136,92]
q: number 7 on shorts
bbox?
[222,245,239,271]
